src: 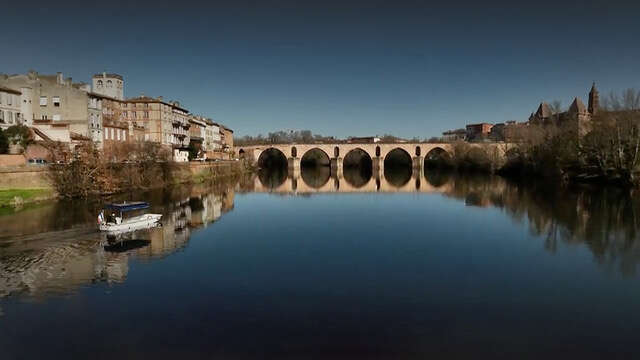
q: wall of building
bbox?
[0,89,22,129]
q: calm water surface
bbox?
[2,167,640,359]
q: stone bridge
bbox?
[237,142,505,176]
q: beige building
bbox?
[0,71,92,142]
[189,115,207,158]
[0,86,22,130]
[220,125,234,156]
[123,96,191,161]
[205,120,222,156]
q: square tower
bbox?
[92,72,124,100]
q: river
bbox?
[1,166,640,359]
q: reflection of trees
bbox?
[441,174,640,277]
[424,170,452,188]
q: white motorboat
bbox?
[98,202,162,234]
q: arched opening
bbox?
[334,146,339,157]
[384,148,412,187]
[257,148,288,189]
[416,177,421,190]
[238,149,246,158]
[300,148,331,188]
[424,147,452,169]
[291,147,297,158]
[415,146,421,156]
[343,148,372,188]
[375,146,381,157]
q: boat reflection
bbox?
[0,182,236,300]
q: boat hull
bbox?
[99,214,162,234]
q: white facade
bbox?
[88,94,103,147]
[173,149,189,162]
[205,121,222,151]
[0,86,22,130]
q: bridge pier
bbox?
[331,157,343,178]
[288,157,300,179]
[372,157,384,179]
[413,156,424,175]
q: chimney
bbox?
[57,72,63,84]
[66,77,72,86]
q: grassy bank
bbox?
[0,188,55,208]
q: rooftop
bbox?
[0,85,21,95]
[93,73,123,80]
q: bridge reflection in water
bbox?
[249,164,455,194]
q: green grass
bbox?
[0,188,54,207]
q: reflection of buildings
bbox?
[0,238,129,299]
[0,186,236,300]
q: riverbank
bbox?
[0,188,55,208]
[0,160,255,211]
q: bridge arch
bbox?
[384,148,413,187]
[424,146,452,169]
[257,147,288,168]
[343,147,373,188]
[300,147,331,166]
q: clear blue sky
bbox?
[3,1,639,138]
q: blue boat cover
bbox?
[105,201,150,212]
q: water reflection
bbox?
[249,166,640,277]
[3,168,640,304]
[300,165,331,188]
[0,182,236,300]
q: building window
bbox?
[132,111,136,118]
[107,80,112,88]
[97,80,103,88]
[144,134,149,141]
[42,115,48,120]
[144,103,148,108]
[53,96,60,107]
[122,103,127,108]
[0,110,5,123]
[117,129,120,141]
[40,96,47,106]
[122,111,127,117]
[144,111,149,118]
[123,130,127,141]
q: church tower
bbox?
[588,82,599,115]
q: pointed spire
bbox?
[569,97,587,114]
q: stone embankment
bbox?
[0,160,253,210]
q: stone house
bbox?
[0,86,22,130]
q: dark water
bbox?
[2,167,640,359]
